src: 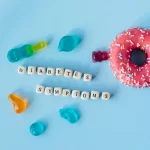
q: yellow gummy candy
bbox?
[32,40,47,53]
[8,94,28,114]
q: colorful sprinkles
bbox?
[109,28,150,88]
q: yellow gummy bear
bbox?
[32,40,47,53]
[8,94,28,114]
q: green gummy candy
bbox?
[26,45,35,55]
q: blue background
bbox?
[1,0,150,150]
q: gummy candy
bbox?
[7,45,32,62]
[31,40,47,53]
[59,107,80,123]
[7,41,47,62]
[58,35,81,52]
[8,94,28,114]
[92,50,109,62]
[30,122,46,136]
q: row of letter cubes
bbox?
[36,85,110,100]
[18,66,92,81]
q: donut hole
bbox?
[130,48,147,66]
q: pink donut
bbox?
[93,28,150,88]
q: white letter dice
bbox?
[18,66,26,74]
[90,91,100,100]
[36,85,45,94]
[73,71,82,79]
[28,66,36,74]
[83,74,92,82]
[102,92,110,100]
[64,69,73,78]
[37,67,46,75]
[47,67,55,76]
[81,91,90,100]
[54,87,62,96]
[45,87,53,95]
[56,68,64,76]
[72,90,80,98]
[62,89,71,97]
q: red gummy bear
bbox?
[92,51,109,62]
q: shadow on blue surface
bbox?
[70,28,85,48]
[132,12,150,29]
[13,88,35,105]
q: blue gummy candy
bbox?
[30,122,46,136]
[7,45,32,62]
[59,107,80,124]
[58,35,81,52]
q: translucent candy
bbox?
[59,107,80,123]
[92,50,109,62]
[7,45,32,62]
[31,41,47,53]
[8,94,28,114]
[58,35,81,52]
[30,122,46,136]
[7,40,47,62]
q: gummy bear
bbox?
[58,35,81,52]
[92,50,109,62]
[7,41,47,63]
[59,107,80,123]
[8,94,28,114]
[30,122,46,136]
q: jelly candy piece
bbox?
[30,122,46,136]
[7,45,32,62]
[25,45,35,56]
[31,41,47,53]
[59,107,80,123]
[7,41,47,63]
[92,51,109,62]
[58,35,81,52]
[8,94,28,114]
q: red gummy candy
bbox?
[92,51,109,62]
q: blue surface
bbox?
[1,0,150,150]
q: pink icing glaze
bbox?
[92,27,150,88]
[110,28,150,88]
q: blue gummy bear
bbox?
[59,107,80,124]
[7,45,32,62]
[58,35,81,52]
[30,122,46,136]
